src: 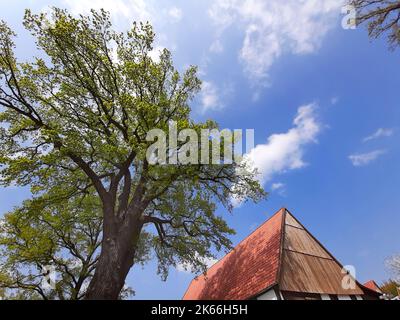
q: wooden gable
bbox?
[279,211,365,295]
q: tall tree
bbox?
[0,9,265,299]
[350,0,400,47]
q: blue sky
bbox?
[1,0,399,299]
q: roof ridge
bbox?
[232,207,286,248]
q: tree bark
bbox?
[85,210,143,300]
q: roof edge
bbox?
[248,208,288,299]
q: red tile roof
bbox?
[182,208,284,300]
[363,280,382,293]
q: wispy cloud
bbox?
[271,182,285,191]
[62,0,153,22]
[209,39,224,53]
[200,81,220,112]
[330,96,339,105]
[271,182,286,196]
[209,0,343,85]
[167,7,183,22]
[349,150,386,167]
[363,128,394,143]
[199,81,233,113]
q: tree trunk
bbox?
[85,214,143,300]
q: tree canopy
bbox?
[0,193,103,299]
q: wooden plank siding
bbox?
[280,250,364,295]
[279,211,364,295]
[284,225,331,259]
[285,213,303,229]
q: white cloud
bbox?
[63,1,183,27]
[349,150,386,167]
[209,0,344,84]
[200,81,233,113]
[176,256,218,273]
[363,128,394,143]
[245,103,321,186]
[62,0,153,22]
[201,81,220,112]
[168,7,183,22]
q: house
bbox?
[363,280,383,295]
[183,208,380,300]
